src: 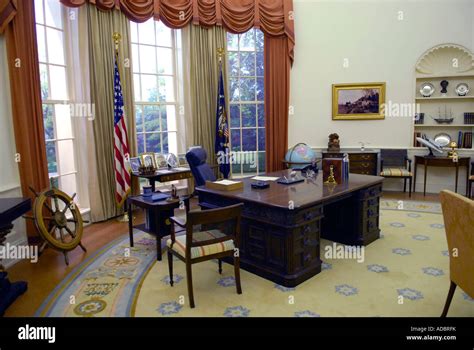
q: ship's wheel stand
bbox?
[25,187,87,265]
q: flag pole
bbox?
[114,32,130,223]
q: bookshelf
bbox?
[413,44,474,150]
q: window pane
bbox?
[243,162,256,174]
[132,44,140,73]
[45,0,63,29]
[43,104,54,140]
[137,133,145,154]
[167,132,178,155]
[46,27,65,65]
[39,64,49,100]
[239,78,256,101]
[242,104,256,127]
[162,132,169,153]
[143,105,160,132]
[131,22,138,43]
[58,174,77,199]
[230,129,241,151]
[46,141,57,175]
[57,139,76,174]
[139,45,157,74]
[242,129,256,151]
[166,105,177,132]
[230,104,240,128]
[257,103,265,127]
[145,133,161,153]
[229,78,239,101]
[49,65,68,100]
[158,76,175,102]
[257,78,264,101]
[138,20,156,45]
[157,47,173,74]
[156,22,172,47]
[239,52,255,76]
[160,105,168,131]
[35,0,44,24]
[55,104,72,139]
[133,73,141,101]
[141,74,158,102]
[258,152,265,173]
[256,30,264,52]
[227,33,238,51]
[258,128,265,150]
[135,105,143,133]
[256,52,264,76]
[239,30,255,51]
[232,163,241,176]
[36,25,47,62]
[228,52,239,76]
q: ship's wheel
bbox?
[26,187,87,265]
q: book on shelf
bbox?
[463,132,472,149]
[464,112,474,125]
[458,131,463,148]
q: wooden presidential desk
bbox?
[196,170,384,287]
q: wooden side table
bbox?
[413,156,471,196]
[127,195,189,261]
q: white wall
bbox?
[0,36,28,267]
[290,0,474,148]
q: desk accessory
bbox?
[142,185,153,197]
[277,176,305,185]
[322,158,347,184]
[251,181,270,189]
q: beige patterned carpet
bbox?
[37,200,474,317]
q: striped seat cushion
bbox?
[167,229,234,259]
[380,168,412,177]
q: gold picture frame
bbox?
[332,82,385,120]
[141,152,156,168]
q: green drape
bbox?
[186,24,228,165]
[87,5,136,221]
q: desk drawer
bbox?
[160,172,191,182]
[349,153,377,162]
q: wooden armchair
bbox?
[440,190,474,317]
[380,149,413,197]
[166,203,244,308]
[468,161,473,199]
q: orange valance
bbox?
[59,0,294,62]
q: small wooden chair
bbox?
[468,161,473,199]
[167,203,243,308]
[380,149,413,197]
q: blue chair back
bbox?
[186,147,216,187]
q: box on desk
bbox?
[205,179,244,191]
[322,157,349,184]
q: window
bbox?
[35,0,78,196]
[131,20,179,156]
[227,29,265,177]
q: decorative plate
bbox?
[433,133,451,147]
[166,153,179,168]
[420,83,435,97]
[455,83,469,96]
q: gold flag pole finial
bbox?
[217,47,225,62]
[113,32,122,54]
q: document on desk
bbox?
[174,167,190,171]
[157,169,172,174]
[251,176,280,181]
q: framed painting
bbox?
[332,82,385,120]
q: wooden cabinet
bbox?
[322,152,378,176]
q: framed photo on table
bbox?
[154,153,167,169]
[332,82,385,120]
[141,153,156,168]
[129,157,142,172]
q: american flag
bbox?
[114,56,131,205]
